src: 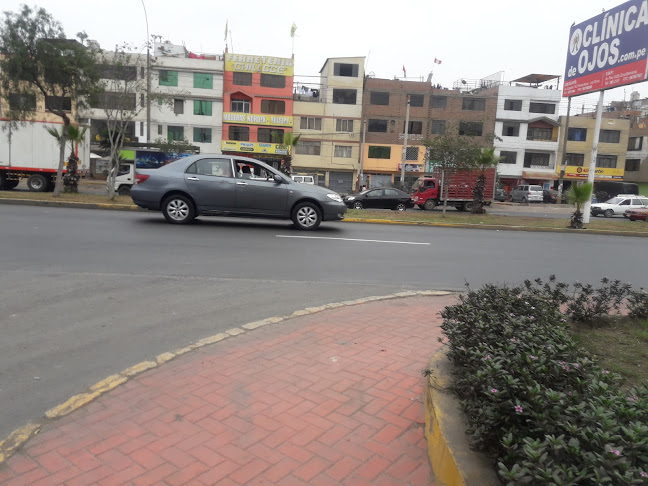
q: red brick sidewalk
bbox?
[0,295,455,485]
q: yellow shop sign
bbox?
[561,165,624,180]
[222,112,292,127]
[225,53,294,76]
[221,140,288,155]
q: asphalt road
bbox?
[1,205,646,438]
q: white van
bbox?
[291,175,315,185]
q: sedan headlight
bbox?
[327,193,343,203]
[346,196,355,201]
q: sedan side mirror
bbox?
[273,174,285,183]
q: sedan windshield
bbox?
[605,197,624,204]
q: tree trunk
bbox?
[53,122,69,197]
[442,179,449,216]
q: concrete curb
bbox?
[424,349,501,486]
[0,289,454,465]
[2,197,647,236]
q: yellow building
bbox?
[557,116,630,181]
[292,57,365,193]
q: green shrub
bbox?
[439,278,648,485]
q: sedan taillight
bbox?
[134,174,149,184]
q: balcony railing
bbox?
[523,163,555,169]
[526,135,558,142]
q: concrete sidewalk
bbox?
[0,294,457,485]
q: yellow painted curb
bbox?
[0,424,40,463]
[45,391,102,419]
[424,350,500,486]
[195,333,229,347]
[89,374,128,393]
[121,361,157,377]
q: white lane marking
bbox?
[276,235,430,245]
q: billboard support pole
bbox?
[582,90,604,224]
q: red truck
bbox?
[411,168,496,211]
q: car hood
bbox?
[289,182,341,197]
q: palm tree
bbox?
[273,132,301,176]
[46,124,88,193]
[566,182,593,229]
[471,147,501,214]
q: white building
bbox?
[494,75,563,191]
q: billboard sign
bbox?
[224,53,294,77]
[563,0,648,97]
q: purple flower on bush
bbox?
[562,365,569,371]
[572,363,580,369]
[568,391,573,396]
[510,338,516,342]
[483,354,492,361]
[641,471,648,478]
[514,405,523,413]
[602,370,610,375]
[609,448,620,456]
[490,388,498,393]
[628,395,638,403]
[529,355,537,360]
[510,313,515,317]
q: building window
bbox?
[628,136,643,150]
[370,91,390,105]
[368,146,391,159]
[228,126,249,141]
[231,99,250,113]
[233,72,252,86]
[403,121,423,134]
[260,74,286,88]
[193,127,212,143]
[260,99,285,114]
[596,154,617,168]
[173,99,184,115]
[625,159,641,171]
[529,102,556,114]
[504,99,522,111]
[295,140,321,155]
[45,96,72,112]
[499,151,517,164]
[167,125,184,141]
[462,98,485,111]
[336,119,354,132]
[523,152,551,168]
[566,153,585,166]
[10,93,36,111]
[98,64,137,81]
[258,128,284,143]
[193,100,212,116]
[527,127,553,141]
[408,94,424,107]
[193,73,213,89]
[599,129,620,143]
[157,125,163,135]
[140,94,144,108]
[458,121,483,136]
[333,89,357,104]
[430,120,446,135]
[368,119,388,132]
[90,92,136,110]
[334,145,352,158]
[502,122,520,137]
[159,70,178,87]
[430,96,447,109]
[568,127,587,141]
[405,146,419,161]
[300,117,322,130]
[333,63,359,77]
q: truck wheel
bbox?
[118,185,131,196]
[27,174,48,192]
[462,201,474,212]
[0,172,7,190]
[162,194,196,224]
[423,199,436,211]
[292,202,322,230]
[417,204,425,210]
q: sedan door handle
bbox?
[187,177,200,181]
[236,182,248,186]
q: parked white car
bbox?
[590,195,648,217]
[291,175,315,185]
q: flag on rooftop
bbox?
[291,22,297,37]
[224,20,228,41]
[434,58,442,65]
[403,65,406,77]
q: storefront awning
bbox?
[522,171,557,180]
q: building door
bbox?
[328,171,354,194]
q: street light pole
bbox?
[557,96,572,204]
[400,96,411,188]
[141,0,151,143]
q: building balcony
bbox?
[526,135,558,142]
[523,163,555,170]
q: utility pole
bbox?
[582,90,605,225]
[557,96,572,204]
[400,96,411,188]
[140,0,151,143]
[358,119,366,190]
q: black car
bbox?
[344,187,414,211]
[494,188,508,202]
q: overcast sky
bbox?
[4,0,647,113]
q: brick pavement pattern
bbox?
[0,295,455,485]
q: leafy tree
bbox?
[0,5,102,196]
[273,131,301,176]
[153,137,196,156]
[46,123,87,192]
[566,182,593,229]
[471,147,501,214]
[423,131,481,215]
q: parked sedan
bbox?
[130,155,347,230]
[624,207,648,221]
[494,188,508,202]
[543,189,559,204]
[344,188,414,211]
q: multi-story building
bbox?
[556,115,630,186]
[493,74,562,191]
[625,118,648,192]
[292,56,365,193]
[220,52,294,168]
[361,77,497,189]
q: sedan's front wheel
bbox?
[353,201,363,210]
[604,209,614,218]
[162,194,196,224]
[292,202,322,230]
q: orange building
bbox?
[221,53,294,168]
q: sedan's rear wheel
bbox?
[353,201,363,210]
[292,202,322,230]
[162,194,196,224]
[395,203,407,211]
[604,209,614,218]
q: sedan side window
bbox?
[234,159,276,182]
[619,199,630,205]
[190,158,233,178]
[367,190,383,198]
[384,189,399,196]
